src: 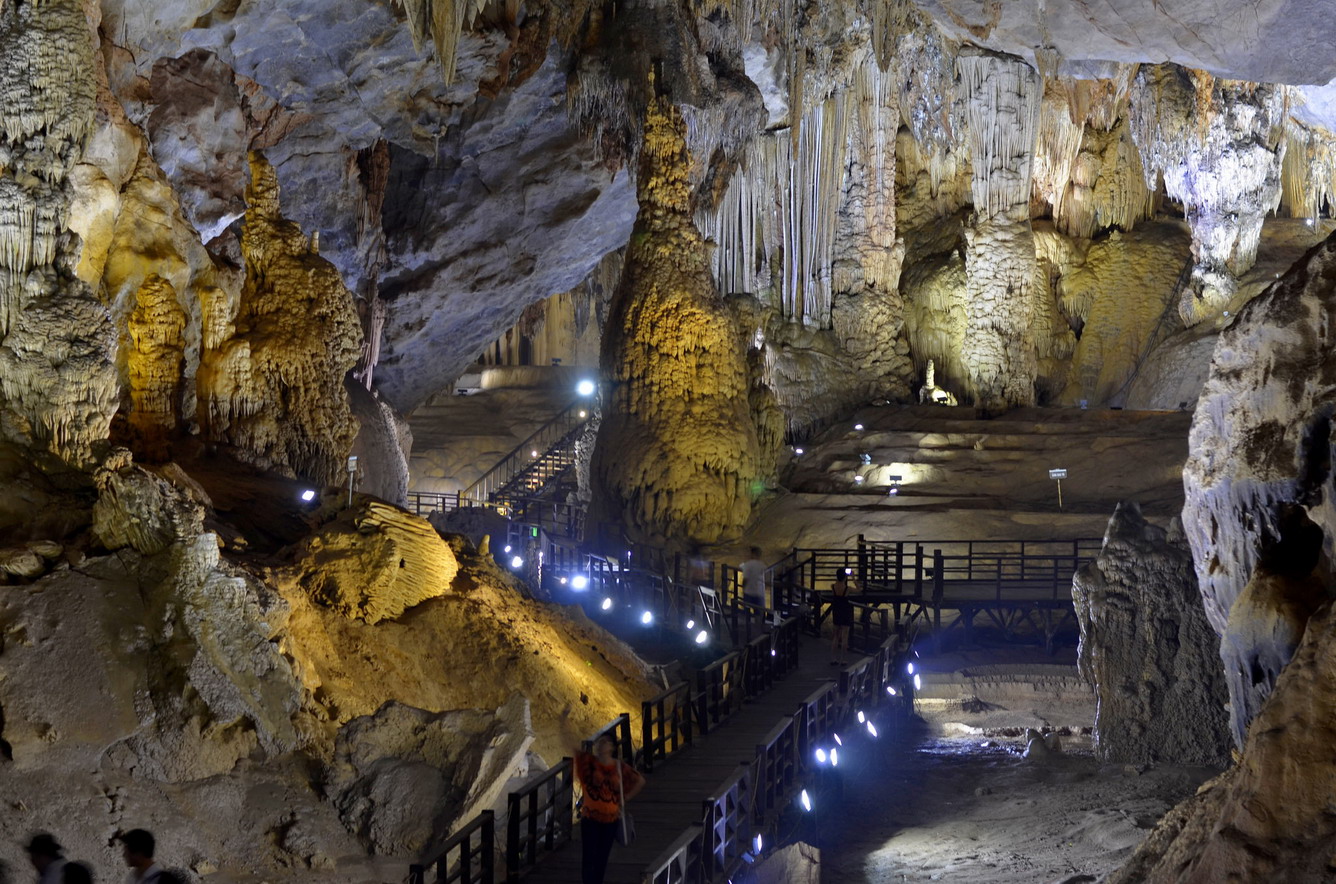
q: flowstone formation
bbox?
[1072,502,1231,767]
[1182,228,1336,747]
[0,0,117,470]
[197,154,361,487]
[592,96,777,544]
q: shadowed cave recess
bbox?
[3,0,1336,882]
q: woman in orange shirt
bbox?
[573,734,646,884]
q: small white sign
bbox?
[1048,468,1067,479]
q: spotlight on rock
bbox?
[510,555,524,569]
[641,610,653,625]
[601,597,613,611]
[299,489,316,502]
[576,379,597,396]
[571,575,589,590]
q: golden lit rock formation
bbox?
[198,154,361,486]
[593,94,776,544]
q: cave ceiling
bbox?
[92,0,1336,412]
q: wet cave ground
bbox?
[814,726,1214,884]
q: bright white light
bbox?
[794,447,804,455]
[641,611,653,625]
[299,489,316,502]
[559,576,568,585]
[854,475,865,484]
[572,575,589,590]
[800,789,812,812]
[504,545,512,553]
[854,423,864,431]
[913,673,922,691]
[832,732,842,746]
[576,379,597,396]
[887,488,899,496]
[815,748,828,764]
[695,630,709,644]
[830,747,839,767]
[753,834,763,853]
[907,662,915,675]
[857,710,866,724]
[867,721,879,738]
[579,410,588,418]
[887,686,897,696]
[686,619,695,630]
[510,556,524,569]
[531,450,538,457]
[770,648,776,657]
[601,597,613,611]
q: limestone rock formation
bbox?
[1182,228,1336,745]
[290,500,459,624]
[1107,603,1336,883]
[0,0,118,470]
[197,154,361,486]
[1072,502,1231,767]
[592,96,776,544]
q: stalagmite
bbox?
[958,51,1042,409]
[125,275,186,456]
[196,153,362,486]
[592,94,775,544]
[1128,66,1287,324]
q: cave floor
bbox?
[818,725,1216,884]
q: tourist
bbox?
[830,569,857,665]
[573,735,645,884]
[24,834,65,884]
[116,831,164,884]
[739,547,768,615]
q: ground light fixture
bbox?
[503,544,512,553]
[907,662,915,674]
[299,489,316,502]
[857,710,866,724]
[571,575,589,590]
[576,379,597,396]
[686,619,695,629]
[830,747,839,767]
[854,423,864,431]
[887,686,897,696]
[794,447,804,455]
[832,732,842,746]
[800,789,812,812]
[510,555,524,569]
[753,835,763,854]
[867,721,879,738]
[695,630,709,644]
[641,610,653,625]
[600,597,613,611]
[815,748,828,764]
[914,673,922,691]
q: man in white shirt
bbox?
[119,829,165,884]
[25,833,66,884]
[740,547,768,614]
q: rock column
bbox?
[958,52,1042,410]
[0,0,118,469]
[592,96,772,544]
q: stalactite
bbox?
[1280,125,1336,220]
[1128,65,1287,324]
[395,0,485,86]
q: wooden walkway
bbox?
[532,631,872,883]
